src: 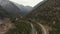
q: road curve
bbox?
[37,23,49,34]
[25,21,37,34]
[30,23,37,34]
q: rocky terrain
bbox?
[0,0,60,34]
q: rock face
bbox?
[25,0,60,34]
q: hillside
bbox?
[14,3,32,16]
[0,0,21,17]
[0,0,60,34]
[24,0,60,34]
[6,0,60,34]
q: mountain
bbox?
[4,0,60,34]
[24,0,60,34]
[1,0,60,34]
[13,3,32,16]
[2,0,60,34]
[0,0,21,17]
[0,0,33,16]
[0,6,8,17]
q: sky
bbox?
[9,0,43,7]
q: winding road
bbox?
[30,22,49,34]
[37,23,49,34]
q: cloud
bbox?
[9,0,43,7]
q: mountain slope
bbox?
[13,2,32,16]
[25,0,60,34]
[0,0,21,17]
